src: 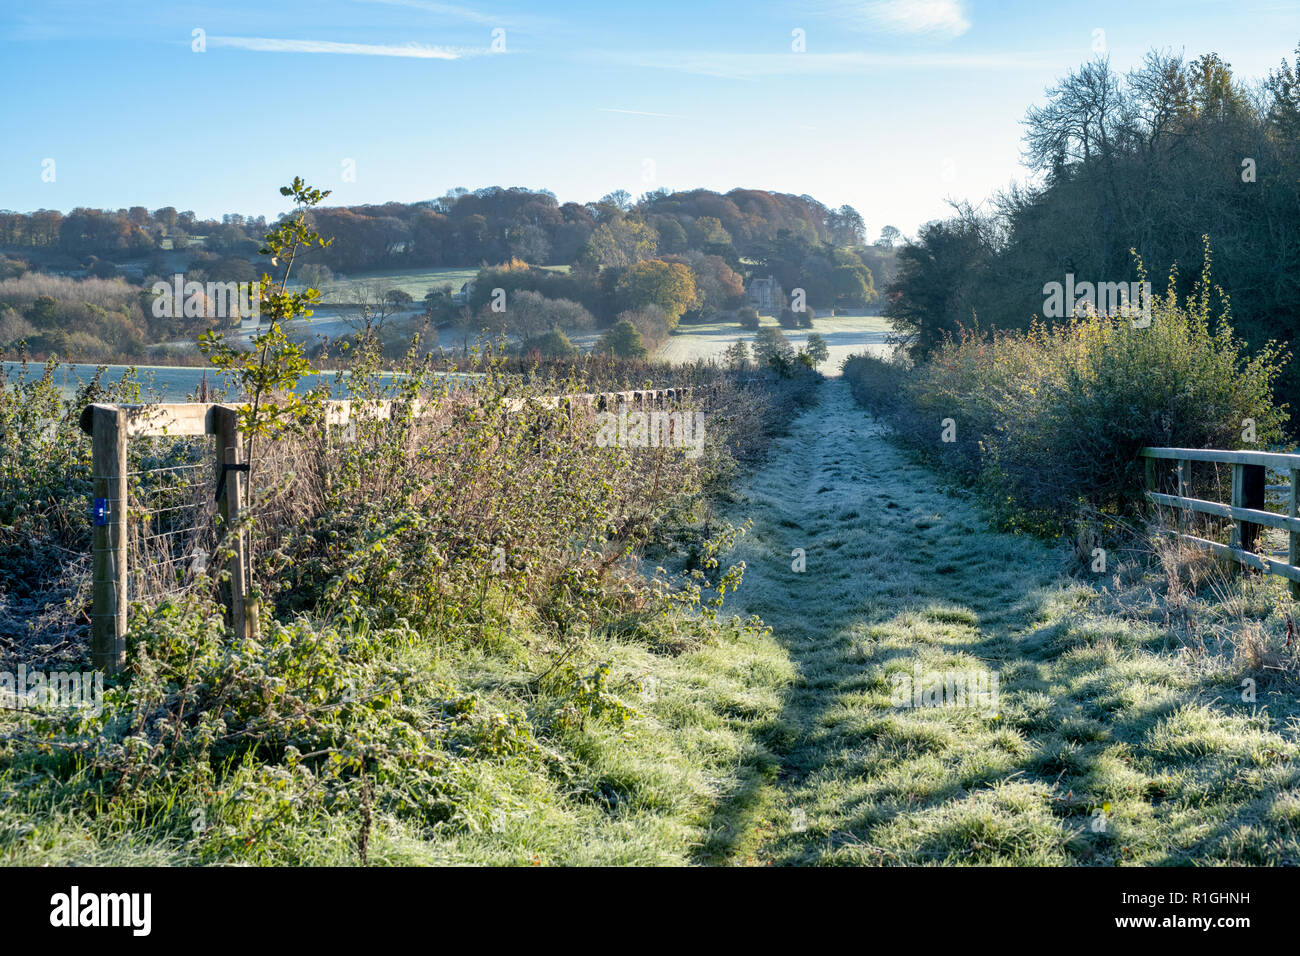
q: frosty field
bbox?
[656,313,894,373]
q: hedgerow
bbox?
[845,245,1288,533]
[0,333,813,865]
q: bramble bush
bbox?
[0,357,162,662]
[845,245,1288,532]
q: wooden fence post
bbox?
[90,404,128,673]
[1141,446,1300,589]
[1176,459,1189,530]
[212,406,257,640]
[1229,463,1267,556]
[1229,463,1244,559]
[1242,464,1266,554]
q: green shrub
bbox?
[845,248,1289,532]
[753,326,796,374]
[520,327,578,358]
[595,319,647,358]
[0,341,779,864]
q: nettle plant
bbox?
[198,178,334,464]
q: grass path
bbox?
[710,378,1300,865]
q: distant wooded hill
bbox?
[0,186,898,289]
[0,186,900,362]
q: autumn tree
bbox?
[686,252,745,316]
[580,218,658,270]
[614,259,697,328]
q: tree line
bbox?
[0,186,896,287]
[887,43,1300,400]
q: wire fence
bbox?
[77,386,707,672]
[123,433,342,616]
[244,439,320,580]
[126,436,216,606]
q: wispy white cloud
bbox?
[354,0,549,29]
[357,0,497,24]
[207,36,473,58]
[604,48,1059,80]
[598,107,682,118]
[817,0,972,38]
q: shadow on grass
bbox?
[695,379,1300,866]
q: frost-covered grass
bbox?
[1,613,793,867]
[304,265,572,302]
[711,380,1300,865]
[10,364,1297,866]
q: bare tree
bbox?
[345,280,414,339]
[1024,58,1124,170]
[1125,50,1192,149]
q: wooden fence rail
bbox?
[1139,446,1300,598]
[79,387,703,673]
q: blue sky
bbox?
[1,0,1297,238]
